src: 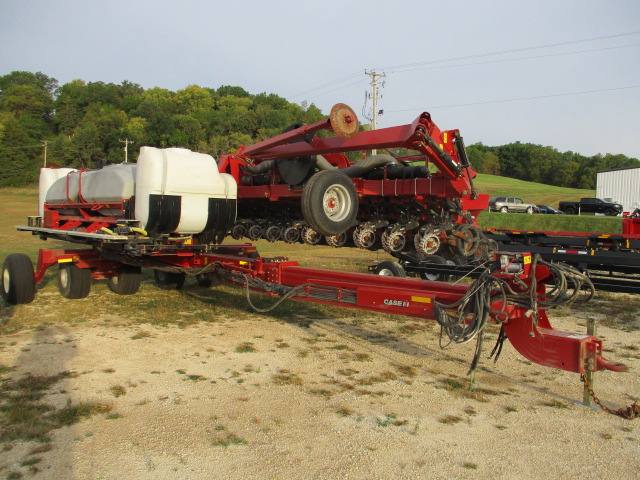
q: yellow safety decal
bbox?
[184,238,193,245]
[523,255,531,265]
[57,258,73,263]
[411,296,432,304]
[443,132,448,143]
[439,144,444,150]
[239,261,249,266]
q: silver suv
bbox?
[489,196,537,213]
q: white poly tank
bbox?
[135,146,237,236]
[45,163,137,205]
[39,167,77,218]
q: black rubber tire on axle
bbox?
[196,272,219,288]
[57,264,92,299]
[301,170,358,236]
[107,265,142,295]
[373,260,406,277]
[154,269,186,290]
[2,253,36,305]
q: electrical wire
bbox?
[385,85,640,113]
[384,43,640,74]
[376,30,640,71]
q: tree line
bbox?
[466,142,639,189]
[0,70,638,189]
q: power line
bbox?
[385,85,640,113]
[389,43,640,74]
[289,71,362,99]
[377,30,640,71]
[287,31,640,104]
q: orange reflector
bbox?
[411,296,432,304]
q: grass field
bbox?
[474,173,596,206]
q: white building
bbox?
[596,166,640,214]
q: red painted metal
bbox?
[27,242,625,375]
[218,111,486,215]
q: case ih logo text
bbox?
[384,298,410,308]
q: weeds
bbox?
[109,385,127,397]
[0,372,111,444]
[376,413,407,427]
[542,399,569,409]
[235,342,256,353]
[273,370,303,386]
[438,415,463,425]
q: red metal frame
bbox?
[32,245,625,375]
[218,111,489,222]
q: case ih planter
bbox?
[1,103,628,388]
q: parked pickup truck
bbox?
[558,197,623,216]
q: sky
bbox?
[1,0,639,158]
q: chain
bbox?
[580,374,640,420]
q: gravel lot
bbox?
[0,302,638,479]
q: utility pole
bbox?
[119,138,134,163]
[41,140,49,167]
[365,70,386,155]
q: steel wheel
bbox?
[283,226,301,244]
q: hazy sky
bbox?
[2,0,639,158]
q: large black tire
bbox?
[154,269,186,290]
[373,260,406,277]
[605,208,615,216]
[58,264,92,299]
[107,265,142,295]
[2,254,36,305]
[565,207,575,215]
[301,170,358,236]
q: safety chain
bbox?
[580,374,640,420]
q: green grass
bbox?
[0,371,112,443]
[474,173,595,205]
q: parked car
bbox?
[489,196,537,213]
[558,197,623,216]
[535,205,563,214]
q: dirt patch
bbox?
[0,308,638,479]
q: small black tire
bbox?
[2,253,36,305]
[196,272,219,288]
[373,260,406,277]
[419,255,446,281]
[604,208,615,217]
[107,265,142,295]
[58,264,92,299]
[301,170,358,236]
[154,269,186,290]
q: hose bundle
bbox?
[434,255,595,373]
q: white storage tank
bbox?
[39,167,77,218]
[45,163,137,204]
[135,147,237,241]
[596,167,640,214]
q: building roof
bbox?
[597,166,640,174]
